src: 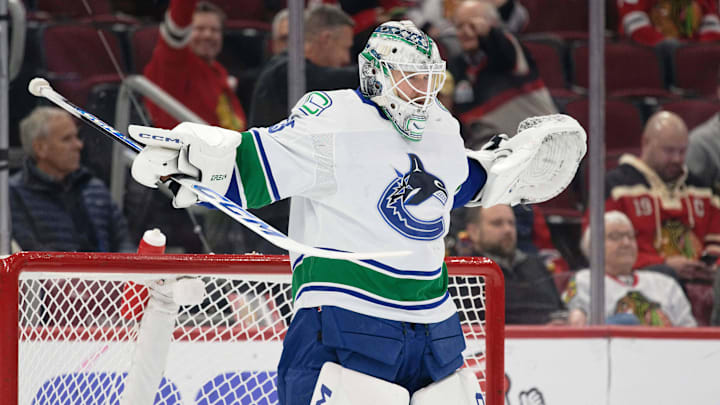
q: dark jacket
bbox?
[9,158,133,252]
[249,52,359,127]
[483,249,566,324]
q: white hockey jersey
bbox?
[564,269,696,327]
[227,89,476,323]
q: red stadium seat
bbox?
[129,25,159,74]
[35,0,112,17]
[521,39,572,96]
[521,0,588,39]
[39,23,126,105]
[206,0,270,22]
[539,184,584,221]
[661,99,720,130]
[571,41,672,98]
[564,97,645,152]
[673,43,720,97]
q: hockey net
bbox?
[0,252,504,405]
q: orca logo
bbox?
[377,153,447,240]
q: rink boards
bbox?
[20,328,720,405]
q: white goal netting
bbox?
[6,254,503,405]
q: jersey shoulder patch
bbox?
[293,91,335,117]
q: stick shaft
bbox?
[31,80,409,260]
[38,85,143,152]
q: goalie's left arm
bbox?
[455,114,587,208]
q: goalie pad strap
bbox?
[410,369,484,405]
[310,362,409,405]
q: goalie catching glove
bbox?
[466,114,587,207]
[129,122,242,208]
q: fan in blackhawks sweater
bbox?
[602,111,720,282]
[617,0,720,45]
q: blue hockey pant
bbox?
[276,306,466,405]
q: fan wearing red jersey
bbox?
[144,0,246,131]
[617,0,720,45]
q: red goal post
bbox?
[0,252,504,405]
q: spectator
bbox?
[463,205,567,324]
[605,111,720,276]
[134,0,251,253]
[249,4,358,127]
[9,107,133,252]
[565,211,696,327]
[617,0,720,46]
[448,0,557,148]
[450,204,568,271]
[604,110,720,324]
[243,5,358,254]
[271,8,290,55]
[686,69,720,193]
[144,0,247,131]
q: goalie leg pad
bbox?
[310,362,409,405]
[410,369,484,405]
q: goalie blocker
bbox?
[310,362,483,405]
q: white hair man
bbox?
[270,8,289,55]
[565,211,696,327]
[129,19,585,404]
[10,107,132,252]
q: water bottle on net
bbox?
[120,228,167,320]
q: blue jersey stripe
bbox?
[360,258,442,277]
[292,254,305,271]
[315,247,443,277]
[251,129,281,202]
[296,285,450,310]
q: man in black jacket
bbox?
[10,107,133,252]
[462,204,567,324]
[249,4,359,128]
[241,4,358,254]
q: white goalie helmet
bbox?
[359,20,447,141]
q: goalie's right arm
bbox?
[129,122,242,208]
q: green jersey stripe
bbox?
[236,131,272,208]
[292,257,448,303]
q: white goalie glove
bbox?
[466,114,587,207]
[129,122,242,208]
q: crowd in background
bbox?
[7,0,720,327]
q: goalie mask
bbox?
[359,21,446,141]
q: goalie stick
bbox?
[28,77,410,260]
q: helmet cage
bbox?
[382,60,446,111]
[358,21,447,141]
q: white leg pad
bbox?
[310,362,409,405]
[410,369,484,405]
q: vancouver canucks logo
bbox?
[377,154,447,240]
